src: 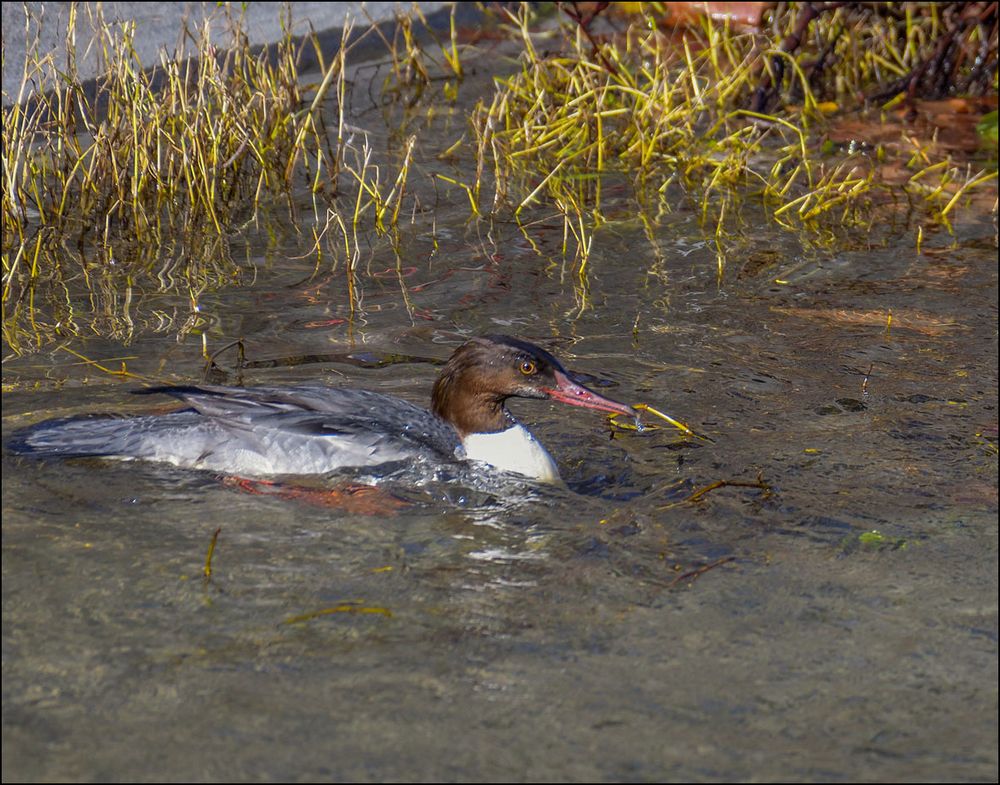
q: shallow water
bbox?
[3,44,998,784]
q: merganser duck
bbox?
[10,335,636,483]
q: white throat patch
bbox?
[461,424,560,482]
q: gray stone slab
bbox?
[2,1,451,99]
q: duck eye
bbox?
[519,359,537,375]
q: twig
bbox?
[874,2,997,101]
[558,2,618,78]
[751,2,846,113]
[203,338,246,382]
[669,556,736,588]
[659,472,772,509]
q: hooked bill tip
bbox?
[544,370,634,417]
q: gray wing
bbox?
[139,384,463,464]
[12,384,462,477]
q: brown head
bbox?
[431,335,634,438]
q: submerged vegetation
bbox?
[2,2,997,353]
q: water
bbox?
[3,46,997,783]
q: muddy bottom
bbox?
[4,203,996,781]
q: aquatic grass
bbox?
[362,2,471,107]
[2,6,361,352]
[203,527,222,582]
[411,2,465,83]
[285,602,393,624]
[762,2,997,109]
[1,6,453,353]
[459,3,997,272]
[364,6,431,104]
[3,3,995,354]
[3,3,471,354]
[340,131,418,234]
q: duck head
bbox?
[431,335,634,438]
